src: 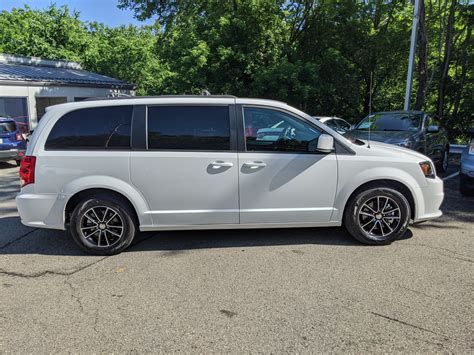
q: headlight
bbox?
[419,161,436,178]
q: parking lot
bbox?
[0,159,472,352]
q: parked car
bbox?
[0,117,26,165]
[346,111,450,172]
[313,116,352,135]
[17,96,444,255]
[460,128,474,196]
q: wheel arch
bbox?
[342,179,416,221]
[62,176,152,228]
[65,188,141,226]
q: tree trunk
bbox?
[414,0,428,110]
[437,0,456,121]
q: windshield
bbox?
[355,113,422,131]
[0,121,16,133]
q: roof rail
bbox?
[83,94,237,101]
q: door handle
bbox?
[210,161,234,168]
[244,161,267,169]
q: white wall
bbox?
[0,84,134,129]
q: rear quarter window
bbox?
[45,106,133,150]
[147,106,230,151]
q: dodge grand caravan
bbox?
[17,96,444,255]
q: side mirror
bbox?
[427,125,439,133]
[309,134,334,153]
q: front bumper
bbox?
[412,177,444,222]
[0,149,24,162]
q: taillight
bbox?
[19,156,36,187]
[16,133,23,141]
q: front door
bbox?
[238,106,338,224]
[131,105,239,226]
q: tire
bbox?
[70,196,137,255]
[437,148,449,173]
[344,187,411,245]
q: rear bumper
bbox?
[16,191,67,230]
[413,177,444,222]
[0,149,24,162]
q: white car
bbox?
[314,116,352,135]
[17,96,444,255]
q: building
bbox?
[0,54,135,132]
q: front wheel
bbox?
[70,197,136,255]
[344,187,411,245]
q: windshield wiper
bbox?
[381,129,405,131]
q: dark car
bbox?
[460,128,474,196]
[0,117,27,165]
[346,111,450,172]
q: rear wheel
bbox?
[70,197,136,255]
[344,187,411,245]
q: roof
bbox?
[0,54,135,89]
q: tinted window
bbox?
[147,106,230,150]
[243,107,321,153]
[355,113,422,132]
[45,106,132,150]
[0,121,16,133]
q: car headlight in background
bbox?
[420,161,436,178]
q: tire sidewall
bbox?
[70,198,136,255]
[346,187,411,245]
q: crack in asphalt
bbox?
[370,312,450,340]
[0,228,39,249]
[64,278,85,314]
[397,285,441,301]
[403,243,473,263]
[0,232,160,279]
[0,256,108,278]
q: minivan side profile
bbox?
[17,96,444,255]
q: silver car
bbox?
[17,96,444,254]
[460,128,474,196]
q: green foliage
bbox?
[0,1,472,139]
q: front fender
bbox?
[332,167,422,222]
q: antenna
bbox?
[368,71,373,148]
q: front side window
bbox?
[45,106,132,150]
[147,106,230,150]
[243,107,321,153]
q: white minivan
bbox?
[17,96,444,254]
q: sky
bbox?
[0,0,155,27]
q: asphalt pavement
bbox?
[0,159,472,352]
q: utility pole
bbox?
[404,0,421,111]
